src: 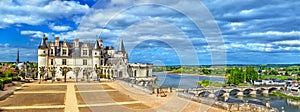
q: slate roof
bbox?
[38,37,48,49]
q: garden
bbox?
[0,65,20,90]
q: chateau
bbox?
[37,35,153,81]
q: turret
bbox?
[92,39,101,69]
[38,34,49,79]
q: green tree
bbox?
[197,80,211,88]
[60,67,72,83]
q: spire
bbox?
[16,48,19,64]
[38,34,48,49]
[94,40,100,50]
[119,37,125,52]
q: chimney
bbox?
[99,37,103,47]
[74,38,79,48]
[55,37,59,47]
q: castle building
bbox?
[37,35,153,81]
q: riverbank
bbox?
[271,91,300,100]
[155,72,226,78]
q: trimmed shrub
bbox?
[12,77,21,81]
[3,77,12,84]
[0,79,4,90]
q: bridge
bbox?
[179,86,284,98]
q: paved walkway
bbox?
[0,82,148,112]
[65,83,79,112]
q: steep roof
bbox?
[38,37,48,49]
[119,39,125,52]
[94,40,101,50]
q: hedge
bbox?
[12,77,21,81]
[3,77,12,84]
[0,79,4,90]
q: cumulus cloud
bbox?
[248,31,300,37]
[20,30,45,38]
[0,0,89,28]
[0,43,10,47]
[3,0,300,64]
[48,23,72,31]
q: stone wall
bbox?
[117,79,153,93]
[176,92,279,112]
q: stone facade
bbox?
[37,35,153,81]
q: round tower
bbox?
[92,39,101,68]
[38,35,49,79]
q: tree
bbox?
[245,66,258,83]
[39,66,47,83]
[83,67,93,82]
[197,80,211,88]
[202,68,211,74]
[60,67,72,83]
[73,67,82,82]
[94,65,102,82]
[48,67,57,83]
[270,69,278,75]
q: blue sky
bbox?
[0,0,299,65]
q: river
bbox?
[154,73,300,111]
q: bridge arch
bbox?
[269,87,279,93]
[229,89,240,96]
[198,91,211,97]
[243,88,254,95]
[214,90,226,97]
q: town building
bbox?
[37,35,153,81]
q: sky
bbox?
[0,0,299,65]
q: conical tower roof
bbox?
[94,40,100,50]
[119,38,125,52]
[38,35,48,49]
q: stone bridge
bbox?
[182,86,284,98]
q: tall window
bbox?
[62,59,67,65]
[62,49,67,55]
[50,49,54,55]
[50,59,54,65]
[83,59,87,65]
[83,50,87,55]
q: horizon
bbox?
[0,0,299,65]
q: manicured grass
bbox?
[271,92,300,100]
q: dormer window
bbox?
[63,49,67,55]
[83,50,87,55]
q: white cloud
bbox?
[273,40,300,46]
[240,9,253,15]
[0,43,9,47]
[48,23,72,31]
[225,22,244,30]
[20,30,45,38]
[0,0,89,28]
[248,31,300,37]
